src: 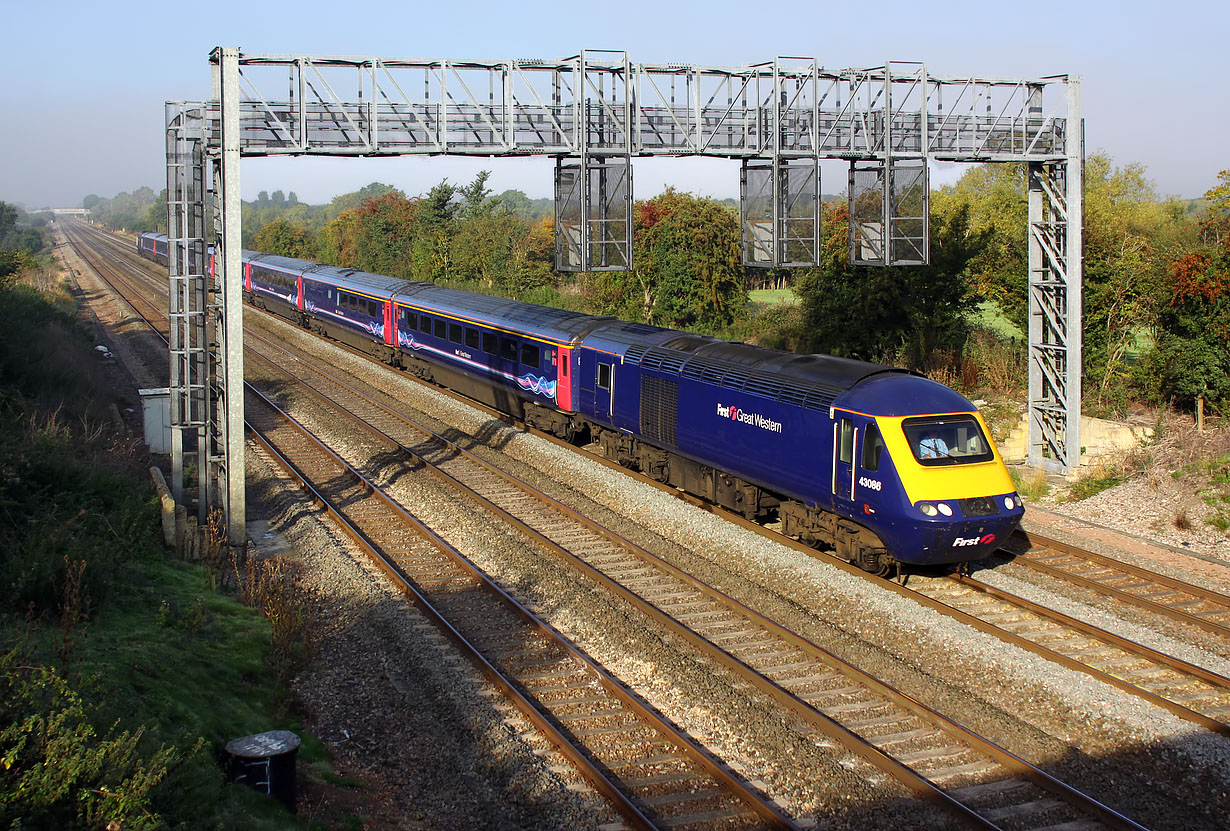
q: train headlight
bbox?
[937,502,953,516]
[919,503,938,517]
[1004,496,1016,511]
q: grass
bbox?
[969,300,1024,342]
[1199,455,1230,532]
[1010,466,1051,502]
[1067,466,1127,501]
[0,266,345,829]
[748,288,799,306]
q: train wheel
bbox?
[855,546,891,577]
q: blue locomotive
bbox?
[235,248,1022,573]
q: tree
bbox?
[931,163,1028,332]
[252,218,315,260]
[1081,153,1189,410]
[631,190,746,331]
[794,200,984,367]
[1143,171,1230,412]
[353,192,421,279]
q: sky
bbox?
[1,0,1226,210]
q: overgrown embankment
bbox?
[0,258,322,828]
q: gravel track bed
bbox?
[245,345,947,828]
[58,229,169,392]
[1050,476,1230,563]
[247,313,1230,829]
[65,232,1230,828]
[243,442,614,830]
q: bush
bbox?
[0,644,192,830]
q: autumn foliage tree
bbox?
[1141,170,1230,411]
[590,189,744,331]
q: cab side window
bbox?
[838,418,854,464]
[861,423,884,472]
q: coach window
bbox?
[448,323,462,344]
[500,337,519,362]
[465,328,480,349]
[597,363,612,391]
[400,309,416,331]
[861,423,884,471]
[482,331,497,355]
[433,318,446,339]
[521,344,540,369]
[839,417,854,464]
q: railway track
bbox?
[62,220,1204,828]
[244,383,797,830]
[238,323,1148,831]
[1003,532,1230,638]
[62,221,798,830]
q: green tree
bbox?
[794,201,984,368]
[1081,152,1189,410]
[587,189,744,331]
[252,218,315,259]
[931,163,1028,332]
[638,190,745,330]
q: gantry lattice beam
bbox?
[202,54,1070,162]
[166,50,1082,544]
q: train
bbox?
[137,232,214,275]
[138,231,1024,573]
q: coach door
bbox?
[832,411,882,515]
[594,360,614,421]
[832,414,856,512]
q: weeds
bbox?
[1068,465,1127,501]
[1010,467,1051,502]
[57,557,88,671]
[233,553,313,689]
[1174,507,1193,531]
[0,641,196,830]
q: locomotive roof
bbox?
[836,372,977,417]
[625,337,912,412]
